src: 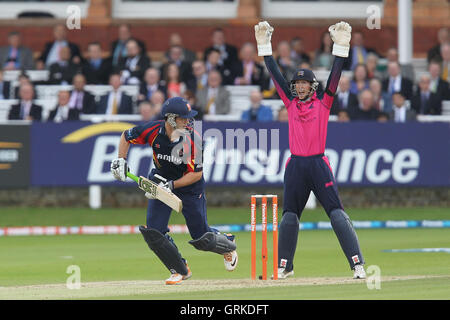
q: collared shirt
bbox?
[106,91,122,114]
[389,76,401,93]
[21,100,32,119]
[394,105,407,122]
[54,104,70,122]
[338,91,349,109]
[69,91,84,110]
[46,41,68,67]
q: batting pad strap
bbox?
[257,44,272,57]
[189,232,236,255]
[139,226,188,275]
[332,44,350,58]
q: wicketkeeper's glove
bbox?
[328,21,352,58]
[110,158,129,182]
[254,21,274,56]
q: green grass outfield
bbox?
[0,206,449,300]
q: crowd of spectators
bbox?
[1,23,448,123]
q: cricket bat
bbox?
[127,172,183,213]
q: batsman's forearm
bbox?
[173,171,202,189]
[118,132,130,159]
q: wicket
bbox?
[251,195,278,280]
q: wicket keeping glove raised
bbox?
[254,21,274,56]
[110,158,128,182]
[328,21,352,58]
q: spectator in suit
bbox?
[47,90,80,122]
[352,89,380,121]
[427,27,449,63]
[196,69,230,115]
[411,74,442,115]
[204,48,233,85]
[149,90,166,121]
[276,41,297,81]
[428,60,450,100]
[8,83,42,120]
[241,89,273,122]
[313,31,333,70]
[337,110,351,122]
[97,73,133,115]
[13,73,35,99]
[139,101,155,122]
[346,31,378,71]
[48,46,79,85]
[110,24,146,68]
[160,45,193,84]
[439,43,450,83]
[37,24,81,69]
[203,28,238,69]
[189,59,208,94]
[331,75,359,116]
[68,73,96,114]
[382,61,413,102]
[164,33,197,66]
[117,39,151,85]
[81,42,111,85]
[0,69,11,99]
[232,42,266,90]
[389,92,416,123]
[369,78,391,112]
[290,37,311,65]
[350,64,370,95]
[0,31,34,71]
[138,67,167,103]
[384,47,415,82]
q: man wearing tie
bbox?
[195,69,230,115]
[97,73,133,115]
[68,74,96,114]
[345,31,377,71]
[411,74,442,115]
[428,60,450,100]
[8,83,42,121]
[0,31,34,71]
[138,68,167,103]
[389,92,416,123]
[382,61,413,111]
[331,75,359,117]
[48,90,80,122]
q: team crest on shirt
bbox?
[298,71,304,76]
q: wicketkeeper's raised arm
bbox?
[254,21,293,104]
[324,22,352,96]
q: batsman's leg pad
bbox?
[329,209,365,269]
[188,232,236,254]
[278,211,299,272]
[139,226,188,275]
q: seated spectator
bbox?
[411,74,442,115]
[81,42,112,85]
[383,47,415,82]
[0,69,11,99]
[68,73,96,114]
[139,101,156,122]
[183,89,203,120]
[149,90,166,121]
[337,110,350,122]
[231,42,266,89]
[427,27,449,63]
[117,39,151,85]
[241,89,273,122]
[428,60,450,100]
[369,78,391,112]
[37,24,81,69]
[110,24,146,68]
[0,31,34,71]
[13,73,35,99]
[376,112,389,123]
[47,90,79,122]
[203,28,238,69]
[161,45,193,84]
[196,69,230,115]
[345,31,378,71]
[276,41,297,81]
[382,61,413,101]
[164,63,186,98]
[352,89,380,121]
[8,83,42,120]
[48,46,79,85]
[350,64,370,95]
[277,107,288,122]
[313,31,333,70]
[331,75,359,116]
[439,43,450,83]
[139,67,167,102]
[389,92,416,122]
[189,59,208,94]
[164,33,197,66]
[290,37,311,65]
[97,73,133,115]
[205,48,233,85]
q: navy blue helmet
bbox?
[161,97,198,119]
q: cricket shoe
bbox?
[165,263,192,285]
[272,268,294,280]
[353,264,366,279]
[223,234,238,271]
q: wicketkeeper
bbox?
[254,21,366,279]
[111,97,238,285]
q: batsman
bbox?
[254,21,366,279]
[110,97,238,285]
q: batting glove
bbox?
[110,158,128,182]
[144,192,156,200]
[152,174,174,192]
[329,21,352,58]
[254,21,274,56]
